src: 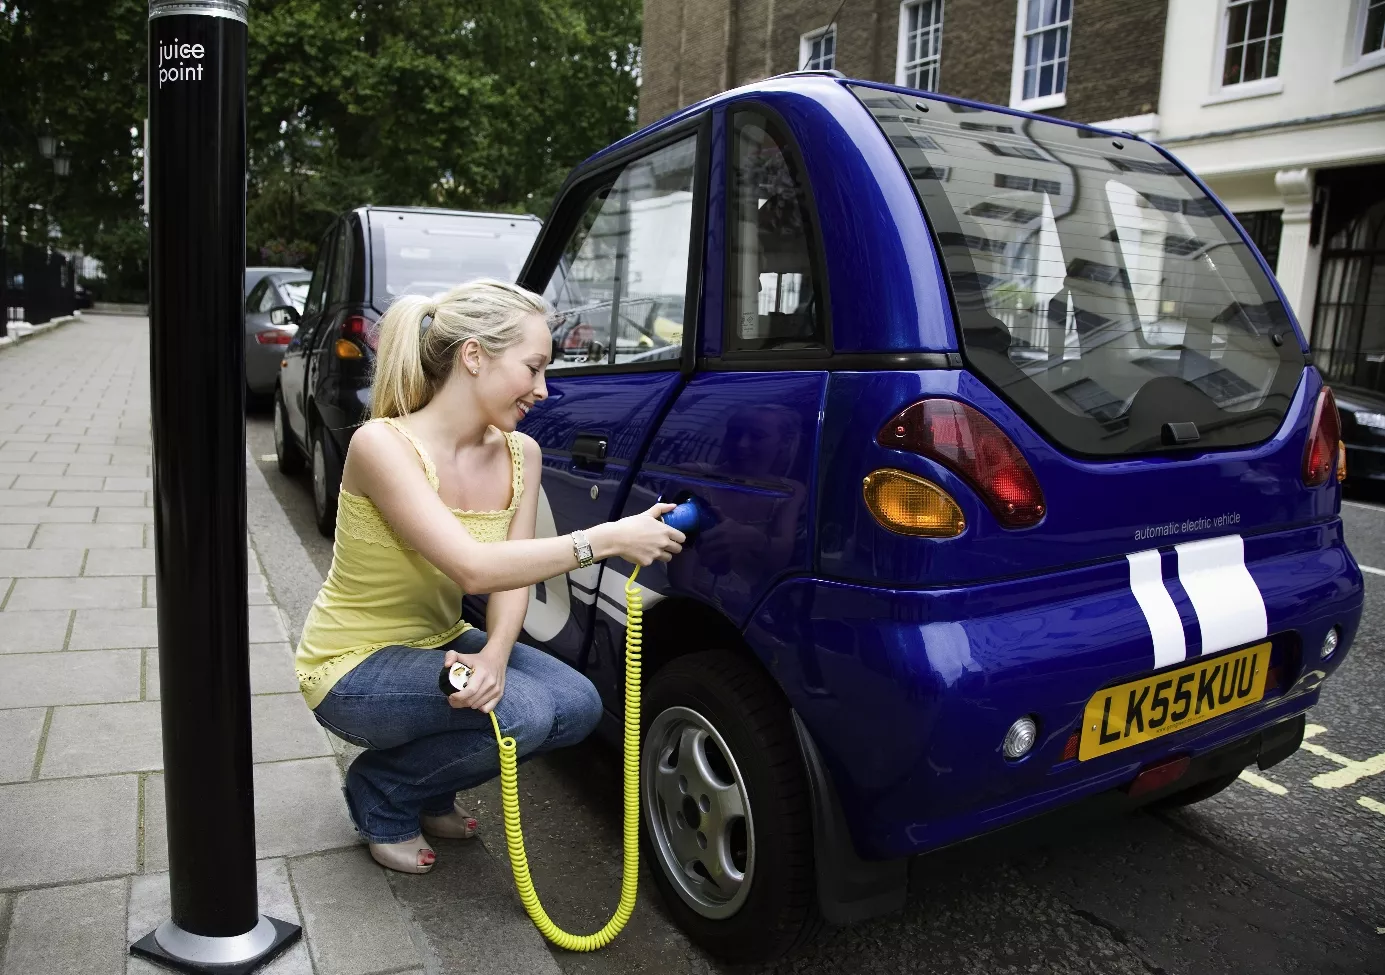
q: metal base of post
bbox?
[130,916,300,974]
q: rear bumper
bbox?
[745,519,1362,860]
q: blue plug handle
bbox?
[661,501,703,536]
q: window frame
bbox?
[721,101,833,363]
[245,277,271,314]
[1338,0,1385,80]
[1205,0,1286,104]
[516,112,711,377]
[895,0,945,92]
[800,24,837,71]
[1009,0,1072,112]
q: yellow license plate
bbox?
[1079,642,1270,761]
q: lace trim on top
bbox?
[337,418,524,549]
[295,616,472,692]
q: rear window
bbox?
[851,85,1304,457]
[370,211,540,307]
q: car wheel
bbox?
[311,424,341,537]
[1151,769,1241,809]
[273,392,303,476]
[641,650,820,964]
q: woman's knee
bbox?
[494,677,556,756]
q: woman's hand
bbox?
[589,502,686,567]
[443,645,509,714]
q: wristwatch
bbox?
[570,529,594,568]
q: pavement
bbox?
[4,315,1385,975]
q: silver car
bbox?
[244,269,309,401]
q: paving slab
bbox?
[143,758,357,872]
[102,477,152,492]
[0,506,97,523]
[65,464,149,479]
[0,463,69,477]
[0,474,11,488]
[249,603,289,643]
[0,489,55,506]
[251,694,333,764]
[6,576,143,611]
[0,524,35,547]
[51,491,144,507]
[13,475,105,491]
[249,643,303,695]
[40,701,164,778]
[32,523,143,549]
[96,508,155,524]
[288,850,424,975]
[83,549,155,576]
[0,708,46,783]
[0,775,138,888]
[0,610,70,653]
[126,859,312,975]
[1,549,85,577]
[70,608,158,650]
[1,878,129,975]
[0,649,140,708]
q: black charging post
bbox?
[130,1,301,971]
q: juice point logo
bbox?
[158,38,206,88]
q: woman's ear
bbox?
[458,338,483,377]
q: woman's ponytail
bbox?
[370,294,436,419]
[368,278,550,420]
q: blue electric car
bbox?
[456,72,1362,962]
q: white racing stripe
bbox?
[1127,549,1187,668]
[1175,535,1267,655]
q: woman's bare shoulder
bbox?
[342,420,417,494]
[515,431,541,474]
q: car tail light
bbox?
[338,314,377,358]
[254,328,293,345]
[878,399,1045,528]
[1126,755,1191,799]
[1060,732,1080,762]
[1303,387,1341,486]
[862,469,966,537]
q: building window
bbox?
[1366,0,1385,55]
[800,26,836,71]
[1221,0,1284,86]
[1233,209,1283,272]
[896,1,945,92]
[1010,0,1071,110]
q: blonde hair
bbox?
[370,278,550,419]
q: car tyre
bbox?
[640,650,821,964]
[1151,769,1241,809]
[311,423,341,537]
[273,391,303,476]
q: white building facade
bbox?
[1154,0,1385,389]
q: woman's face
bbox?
[470,313,551,432]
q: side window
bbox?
[246,279,269,313]
[726,110,826,354]
[544,135,698,369]
[303,229,335,319]
[259,282,282,313]
[327,222,352,307]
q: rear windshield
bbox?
[370,211,540,306]
[850,85,1304,457]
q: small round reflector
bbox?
[862,469,965,537]
[1321,626,1340,659]
[1003,716,1038,759]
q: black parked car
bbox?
[273,206,542,534]
[1333,384,1385,485]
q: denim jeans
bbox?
[312,627,603,844]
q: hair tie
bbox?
[420,304,438,335]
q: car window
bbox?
[851,85,1304,457]
[303,229,335,319]
[544,135,698,369]
[279,278,311,313]
[246,278,270,314]
[725,109,826,354]
[327,222,352,308]
[371,211,539,305]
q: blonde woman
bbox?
[295,278,684,875]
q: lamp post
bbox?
[129,2,301,971]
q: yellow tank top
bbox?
[294,416,525,708]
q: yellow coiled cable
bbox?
[487,566,644,950]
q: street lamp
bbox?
[52,155,70,177]
[37,133,57,160]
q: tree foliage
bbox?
[1,0,641,294]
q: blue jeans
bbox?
[312,627,603,844]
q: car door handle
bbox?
[571,434,608,470]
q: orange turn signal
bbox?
[863,468,965,537]
[336,339,364,360]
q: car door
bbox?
[282,225,337,444]
[462,117,709,694]
[306,219,355,435]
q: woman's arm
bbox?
[345,423,626,594]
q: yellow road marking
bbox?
[1358,797,1385,817]
[1298,725,1385,789]
[1237,770,1287,795]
